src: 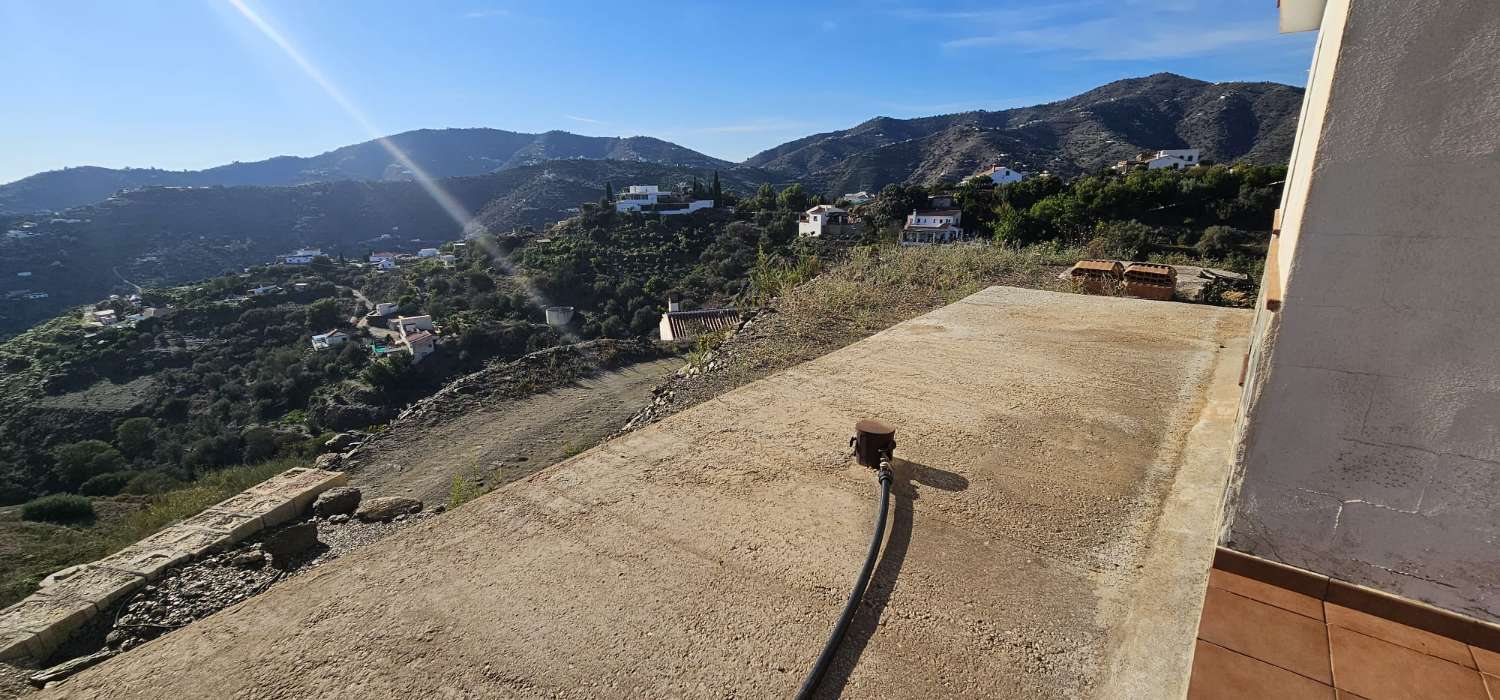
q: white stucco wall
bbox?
[1226,0,1500,621]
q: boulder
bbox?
[313,486,362,517]
[313,453,343,470]
[262,522,319,558]
[323,432,362,452]
[356,496,423,522]
[230,548,267,569]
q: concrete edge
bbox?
[1098,319,1248,699]
[0,468,345,664]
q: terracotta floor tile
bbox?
[1473,646,1500,676]
[1483,673,1498,700]
[1325,602,1474,668]
[1188,640,1335,700]
[1210,568,1325,620]
[1336,691,1372,700]
[1329,626,1488,700]
[1198,586,1333,684]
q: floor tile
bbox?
[1326,602,1474,668]
[1482,673,1498,700]
[1336,691,1372,700]
[1473,646,1500,676]
[1328,626,1488,700]
[1210,568,1325,620]
[1188,640,1335,700]
[1198,586,1333,684]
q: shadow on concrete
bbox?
[816,459,965,698]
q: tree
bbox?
[51,440,126,490]
[603,181,614,206]
[753,183,777,210]
[1195,225,1244,259]
[711,171,723,204]
[241,426,278,463]
[115,417,155,458]
[305,298,342,331]
[777,184,809,212]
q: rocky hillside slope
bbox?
[746,73,1303,193]
[0,128,733,215]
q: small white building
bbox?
[248,284,279,296]
[373,302,398,316]
[1114,148,1203,172]
[900,209,965,246]
[278,248,323,265]
[842,191,875,206]
[798,205,860,238]
[394,315,435,334]
[659,297,742,342]
[402,330,437,363]
[90,309,118,325]
[369,252,399,270]
[16,271,31,278]
[311,329,350,350]
[438,254,458,268]
[974,164,1028,185]
[614,185,714,215]
[417,248,440,258]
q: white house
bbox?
[1114,148,1202,172]
[900,209,964,246]
[659,296,742,342]
[417,248,440,258]
[278,248,323,265]
[16,271,31,278]
[373,302,398,316]
[614,185,714,215]
[798,205,860,238]
[311,329,350,350]
[438,254,458,268]
[841,191,875,206]
[248,284,279,296]
[394,315,435,334]
[401,330,437,363]
[89,309,118,325]
[974,164,1028,185]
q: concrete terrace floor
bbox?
[45,287,1251,699]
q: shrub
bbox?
[121,470,184,495]
[21,494,96,524]
[79,471,134,497]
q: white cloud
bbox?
[463,8,509,19]
[564,114,607,125]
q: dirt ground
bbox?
[44,287,1250,699]
[344,358,683,505]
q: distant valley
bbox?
[0,73,1304,336]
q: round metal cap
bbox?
[855,419,896,436]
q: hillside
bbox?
[745,73,1303,193]
[0,161,772,336]
[0,128,734,215]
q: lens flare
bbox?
[227,0,574,339]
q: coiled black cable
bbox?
[795,464,893,700]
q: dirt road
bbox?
[345,358,683,505]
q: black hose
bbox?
[796,466,892,700]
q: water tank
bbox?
[545,306,575,326]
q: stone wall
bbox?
[0,468,346,663]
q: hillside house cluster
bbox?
[797,205,862,239]
[613,185,715,215]
[1113,148,1202,172]
[841,191,875,205]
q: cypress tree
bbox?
[711,171,722,204]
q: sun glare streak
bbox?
[226,0,575,339]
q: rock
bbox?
[329,513,350,524]
[356,496,423,522]
[29,649,115,688]
[313,486,362,517]
[313,453,343,470]
[230,549,267,568]
[431,504,446,514]
[262,522,320,558]
[324,432,362,452]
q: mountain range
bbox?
[0,73,1304,336]
[0,129,732,216]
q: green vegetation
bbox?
[0,457,299,606]
[20,493,96,524]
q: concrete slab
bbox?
[96,527,231,580]
[210,491,299,529]
[44,288,1251,698]
[0,595,95,662]
[34,565,145,614]
[214,468,345,527]
[176,509,264,541]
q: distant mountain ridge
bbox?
[745,73,1304,194]
[0,128,733,215]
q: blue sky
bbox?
[0,1,1315,184]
